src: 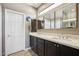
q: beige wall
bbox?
[0,4,2,56]
[2,3,36,19]
[77,4,79,30]
[25,21,30,48]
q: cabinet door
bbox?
[33,37,37,53]
[60,44,79,56]
[45,40,57,56]
[60,45,74,56]
[37,38,45,56]
[30,36,37,53]
[30,36,34,49]
[56,44,60,56]
[71,47,79,56]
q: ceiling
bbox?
[26,3,44,8]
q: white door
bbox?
[5,9,25,55]
[0,5,2,56]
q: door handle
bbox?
[54,44,56,46]
[8,35,11,37]
[57,44,59,47]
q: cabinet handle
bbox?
[54,44,56,46]
[57,45,59,47]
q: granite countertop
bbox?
[30,32,79,50]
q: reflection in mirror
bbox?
[38,3,77,30]
[43,15,51,29]
[62,4,76,29]
[38,13,51,30]
[50,12,55,29]
[38,16,44,29]
[55,9,62,29]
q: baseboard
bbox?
[24,47,31,51]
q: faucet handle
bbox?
[63,36,70,39]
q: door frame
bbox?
[5,9,26,55]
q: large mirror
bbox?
[38,3,77,30]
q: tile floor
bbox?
[9,49,37,56]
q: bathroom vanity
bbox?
[30,32,79,56]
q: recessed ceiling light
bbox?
[26,3,42,8]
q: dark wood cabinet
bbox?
[45,40,57,56]
[72,48,79,56]
[60,44,79,56]
[60,45,73,56]
[30,35,79,56]
[30,36,45,56]
[30,36,34,49]
[45,40,79,56]
[30,36,37,53]
[45,40,60,56]
[31,20,37,32]
[56,44,60,56]
[37,38,45,56]
[31,20,43,32]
